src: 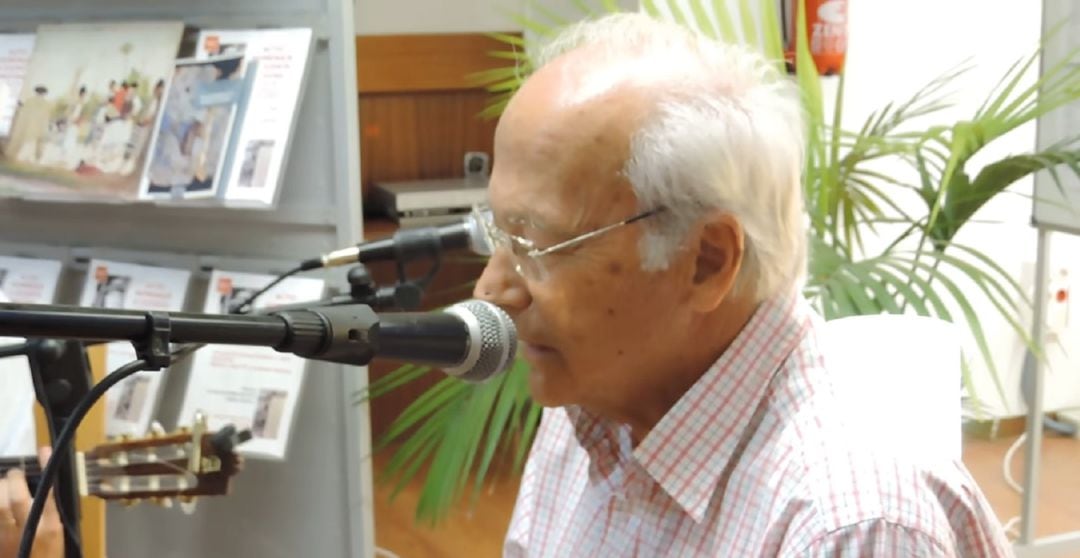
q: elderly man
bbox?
[474,12,1011,557]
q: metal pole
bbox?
[1020,227,1051,543]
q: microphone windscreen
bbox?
[444,299,517,382]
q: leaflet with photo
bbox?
[194,28,312,207]
[78,258,191,437]
[176,269,324,460]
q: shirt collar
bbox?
[567,289,812,521]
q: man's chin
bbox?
[525,363,572,408]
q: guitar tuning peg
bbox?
[149,421,167,437]
[152,497,173,508]
[180,496,198,515]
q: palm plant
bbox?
[361,0,1080,524]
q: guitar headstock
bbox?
[80,412,250,509]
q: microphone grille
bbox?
[450,299,517,383]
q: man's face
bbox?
[475,58,697,412]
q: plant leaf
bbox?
[759,0,785,63]
[687,0,718,39]
[737,0,759,50]
[710,0,739,43]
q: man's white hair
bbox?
[533,12,808,302]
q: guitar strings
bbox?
[4,458,206,483]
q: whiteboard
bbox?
[1032,0,1080,235]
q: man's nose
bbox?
[473,249,531,312]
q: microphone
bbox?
[376,299,518,383]
[0,299,517,383]
[302,211,491,271]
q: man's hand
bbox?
[0,448,64,558]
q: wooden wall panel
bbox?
[355,33,515,437]
[359,91,499,202]
[356,33,513,94]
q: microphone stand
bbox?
[0,339,93,558]
[0,302,377,558]
[0,302,381,368]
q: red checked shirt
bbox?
[503,291,1012,557]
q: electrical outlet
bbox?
[1046,267,1070,335]
[1057,410,1080,438]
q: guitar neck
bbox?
[3,448,218,501]
[1,421,246,505]
[0,455,47,478]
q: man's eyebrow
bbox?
[499,209,563,232]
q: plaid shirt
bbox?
[504,291,1011,557]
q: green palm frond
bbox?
[809,241,1031,406]
[365,358,538,524]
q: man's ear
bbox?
[688,213,744,312]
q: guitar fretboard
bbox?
[0,456,44,477]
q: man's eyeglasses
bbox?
[473,204,664,280]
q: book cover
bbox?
[139,53,246,201]
[194,28,313,207]
[0,21,184,202]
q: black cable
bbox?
[230,265,304,314]
[29,378,84,558]
[0,340,83,556]
[17,359,151,558]
[167,265,305,368]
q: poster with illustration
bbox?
[0,21,183,201]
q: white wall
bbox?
[353,0,635,35]
[354,0,523,34]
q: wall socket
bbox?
[464,151,490,179]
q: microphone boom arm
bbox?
[0,302,380,368]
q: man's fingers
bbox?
[34,448,64,545]
[0,471,15,526]
[6,469,31,522]
[36,446,52,468]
